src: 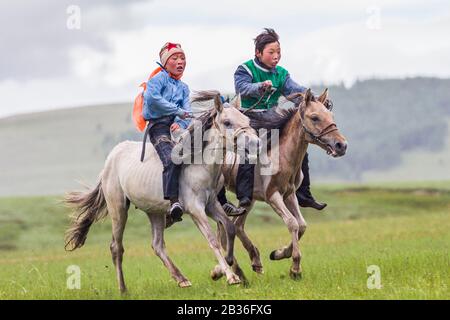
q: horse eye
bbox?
[223,120,232,127]
[311,116,320,122]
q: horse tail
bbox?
[64,176,108,251]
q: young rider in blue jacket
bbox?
[143,42,192,226]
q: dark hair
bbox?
[254,28,280,54]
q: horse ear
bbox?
[231,94,241,109]
[305,88,313,104]
[214,94,223,113]
[318,88,329,104]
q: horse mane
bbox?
[248,107,297,130]
[175,91,221,159]
[285,90,316,117]
[244,107,297,152]
[187,90,221,145]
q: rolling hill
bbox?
[0,77,449,196]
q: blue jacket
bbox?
[234,58,309,100]
[142,69,192,129]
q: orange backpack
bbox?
[132,67,163,132]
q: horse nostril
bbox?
[335,142,347,153]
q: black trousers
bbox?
[299,152,311,190]
[216,107,312,204]
[231,153,311,202]
[148,116,181,200]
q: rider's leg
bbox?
[296,152,327,211]
[148,117,184,225]
[218,186,246,217]
[217,186,228,206]
[236,163,255,207]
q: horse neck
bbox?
[200,128,224,183]
[279,111,309,173]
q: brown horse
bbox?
[213,88,348,282]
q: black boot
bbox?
[223,202,247,216]
[166,200,183,228]
[296,153,327,211]
[238,197,252,208]
[217,186,246,216]
[236,163,254,209]
[296,187,327,210]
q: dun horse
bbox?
[213,88,348,281]
[64,91,260,293]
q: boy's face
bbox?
[256,41,281,69]
[165,53,186,77]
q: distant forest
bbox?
[309,77,450,179]
[102,77,450,180]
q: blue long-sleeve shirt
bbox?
[143,69,192,129]
[234,58,309,102]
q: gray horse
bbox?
[64,91,260,293]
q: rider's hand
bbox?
[261,80,272,89]
[170,123,180,132]
[178,111,191,119]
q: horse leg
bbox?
[207,201,248,286]
[270,193,307,277]
[210,220,225,282]
[233,202,264,274]
[190,207,240,285]
[206,200,237,266]
[106,192,129,294]
[266,191,302,280]
[147,212,191,288]
[210,222,248,283]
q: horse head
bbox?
[192,91,260,162]
[289,88,347,157]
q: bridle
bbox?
[302,121,338,146]
[299,102,339,146]
[211,111,254,150]
[211,114,254,160]
[211,112,256,184]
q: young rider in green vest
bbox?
[219,28,329,216]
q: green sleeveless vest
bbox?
[240,59,288,109]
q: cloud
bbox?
[0,0,145,81]
[0,0,449,118]
[282,13,450,86]
[68,9,450,89]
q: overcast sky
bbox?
[0,0,449,118]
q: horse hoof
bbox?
[252,265,264,274]
[269,250,277,260]
[289,269,302,281]
[225,256,234,266]
[227,274,241,285]
[178,280,192,288]
[120,287,128,296]
[210,265,224,281]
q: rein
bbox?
[211,115,253,186]
[242,87,277,114]
[298,101,339,146]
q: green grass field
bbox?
[0,183,449,300]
